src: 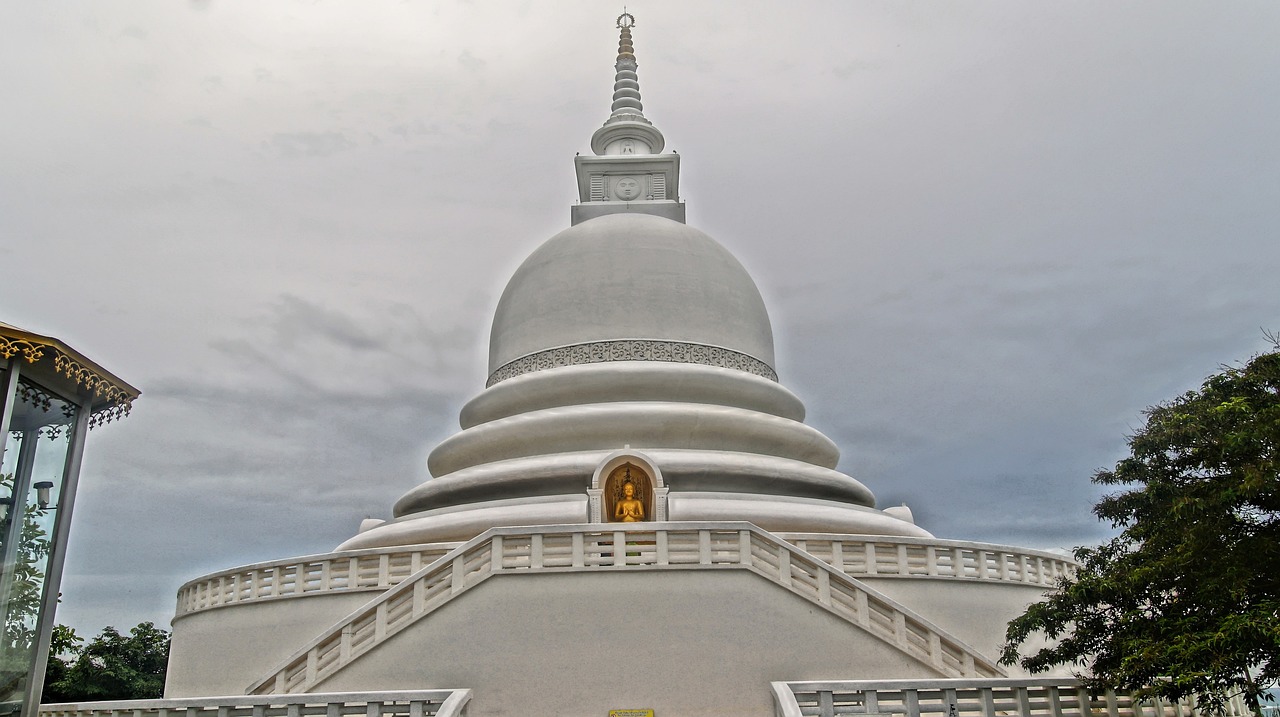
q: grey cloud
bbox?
[268,131,358,158]
[457,50,486,71]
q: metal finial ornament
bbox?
[617,10,634,29]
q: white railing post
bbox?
[491,536,505,573]
[657,530,669,566]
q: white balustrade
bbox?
[40,690,471,717]
[778,535,1076,587]
[175,545,461,616]
[249,523,1005,696]
[771,679,1251,717]
[175,532,1074,618]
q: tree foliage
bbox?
[1001,345,1280,715]
[42,622,170,703]
[0,473,52,654]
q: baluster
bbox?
[1048,685,1063,717]
[451,556,466,594]
[375,603,388,641]
[1105,690,1121,717]
[831,540,844,572]
[413,579,426,616]
[818,691,835,717]
[865,543,878,575]
[777,550,792,587]
[1078,687,1093,717]
[981,688,996,717]
[492,536,505,573]
[699,530,711,565]
[379,554,391,587]
[614,531,626,566]
[340,625,353,662]
[738,530,751,566]
[898,543,909,575]
[927,545,938,576]
[817,569,830,604]
[572,532,584,567]
[531,533,543,569]
[1017,687,1032,717]
[865,690,880,715]
[905,689,921,717]
[657,530,669,566]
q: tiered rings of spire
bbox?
[591,12,664,155]
[610,12,643,118]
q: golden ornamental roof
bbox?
[0,322,140,427]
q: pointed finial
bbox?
[591,11,664,155]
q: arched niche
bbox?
[587,449,668,523]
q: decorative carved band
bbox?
[0,335,135,427]
[487,339,778,387]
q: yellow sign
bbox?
[608,711,654,717]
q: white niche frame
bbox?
[588,449,668,523]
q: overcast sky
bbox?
[2,1,1278,636]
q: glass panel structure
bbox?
[0,379,79,717]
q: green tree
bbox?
[0,473,52,654]
[43,623,169,702]
[1001,343,1280,715]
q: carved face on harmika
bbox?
[615,176,642,201]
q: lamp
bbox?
[33,481,54,510]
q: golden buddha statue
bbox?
[614,481,645,522]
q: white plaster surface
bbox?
[858,578,1056,671]
[312,570,938,717]
[488,213,774,373]
[427,402,841,477]
[165,592,375,698]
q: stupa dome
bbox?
[487,213,776,379]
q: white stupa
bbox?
[163,16,1074,716]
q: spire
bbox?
[609,12,644,119]
[590,11,665,156]
[573,12,683,225]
